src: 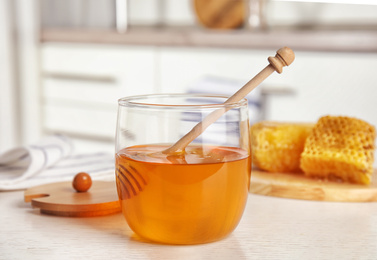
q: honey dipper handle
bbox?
[268,47,295,74]
[163,47,295,154]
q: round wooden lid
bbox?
[24,181,121,217]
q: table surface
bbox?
[2,189,377,260]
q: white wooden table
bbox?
[1,190,377,259]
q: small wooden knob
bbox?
[268,47,295,74]
[73,172,92,192]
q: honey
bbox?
[115,144,250,244]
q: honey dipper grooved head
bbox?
[268,47,295,74]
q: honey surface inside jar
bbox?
[115,144,251,244]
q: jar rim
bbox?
[118,93,248,109]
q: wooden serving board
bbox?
[250,169,377,202]
[24,181,121,217]
[193,0,245,29]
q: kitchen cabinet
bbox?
[41,43,157,152]
[158,47,377,126]
[40,43,377,167]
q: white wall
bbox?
[267,1,377,27]
[39,0,377,29]
[130,0,377,27]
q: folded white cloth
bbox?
[0,135,115,191]
[186,75,262,125]
[182,75,262,146]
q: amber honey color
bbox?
[115,144,251,244]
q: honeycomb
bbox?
[250,121,314,173]
[300,116,376,185]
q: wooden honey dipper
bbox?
[116,47,295,199]
[163,46,295,154]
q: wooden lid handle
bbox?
[268,47,295,74]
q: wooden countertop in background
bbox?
[41,26,377,53]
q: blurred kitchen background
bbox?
[1,0,377,165]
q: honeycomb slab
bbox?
[250,121,313,173]
[300,116,376,185]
